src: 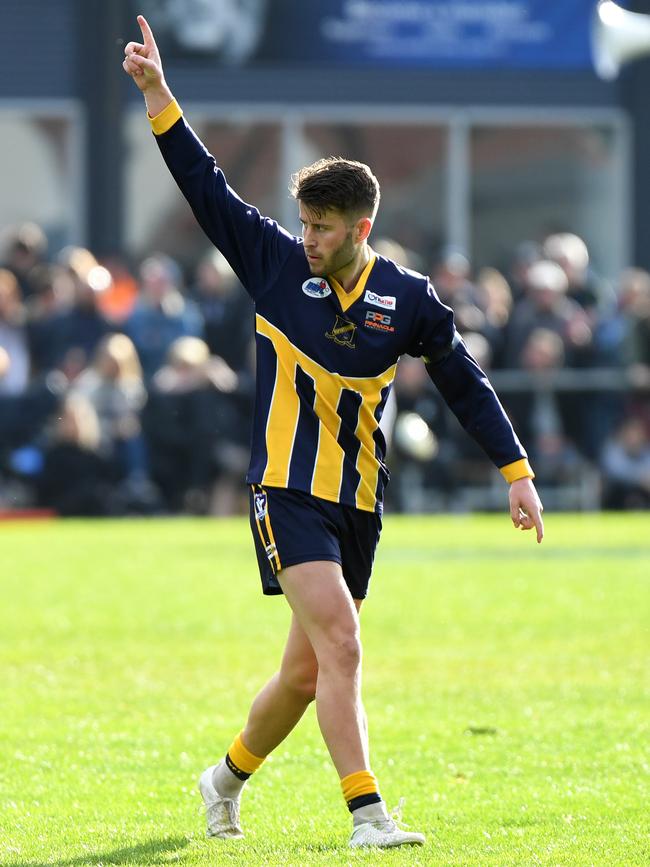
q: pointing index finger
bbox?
[137,14,156,49]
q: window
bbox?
[125,111,282,265]
[0,107,81,251]
[470,122,627,279]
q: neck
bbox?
[332,244,371,293]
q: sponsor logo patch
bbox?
[325,315,356,348]
[364,310,395,333]
[302,278,331,298]
[254,491,267,520]
[364,290,396,311]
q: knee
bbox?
[280,660,318,703]
[322,631,362,679]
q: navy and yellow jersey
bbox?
[150,100,533,513]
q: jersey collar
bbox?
[329,252,376,312]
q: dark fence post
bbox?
[77,0,129,256]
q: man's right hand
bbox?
[123,15,173,117]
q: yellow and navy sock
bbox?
[224,732,266,781]
[341,769,382,813]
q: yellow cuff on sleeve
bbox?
[148,99,183,136]
[500,458,535,483]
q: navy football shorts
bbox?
[248,484,382,600]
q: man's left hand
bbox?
[509,477,544,543]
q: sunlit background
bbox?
[0,0,649,516]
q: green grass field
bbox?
[1,513,648,866]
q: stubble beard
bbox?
[307,231,356,278]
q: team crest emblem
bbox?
[326,315,356,348]
[254,491,267,520]
[302,278,331,298]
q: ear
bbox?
[355,217,373,244]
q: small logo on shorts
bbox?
[302,278,331,298]
[254,491,267,520]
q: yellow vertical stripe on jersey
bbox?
[262,345,301,488]
[329,254,376,312]
[311,373,345,501]
[354,387,386,512]
[256,314,396,511]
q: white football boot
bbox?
[349,799,425,848]
[198,763,244,839]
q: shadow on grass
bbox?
[12,835,190,867]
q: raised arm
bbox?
[121,16,296,302]
[122,15,174,118]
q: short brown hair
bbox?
[290,157,380,220]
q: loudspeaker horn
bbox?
[592,0,650,79]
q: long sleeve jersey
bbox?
[150,100,533,514]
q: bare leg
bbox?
[278,560,369,778]
[243,597,363,758]
[242,613,318,756]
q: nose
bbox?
[303,226,316,249]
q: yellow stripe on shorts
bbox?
[252,485,282,574]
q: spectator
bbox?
[504,259,593,369]
[189,249,253,373]
[474,267,513,367]
[52,247,112,371]
[542,232,613,314]
[0,362,66,509]
[506,328,584,487]
[614,269,650,377]
[592,267,650,444]
[430,247,484,333]
[125,252,203,379]
[507,239,542,303]
[73,333,149,483]
[25,264,76,376]
[601,417,650,509]
[35,393,115,516]
[143,336,249,514]
[0,268,30,395]
[1,221,48,300]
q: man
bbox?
[123,16,544,850]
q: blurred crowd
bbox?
[0,222,649,517]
